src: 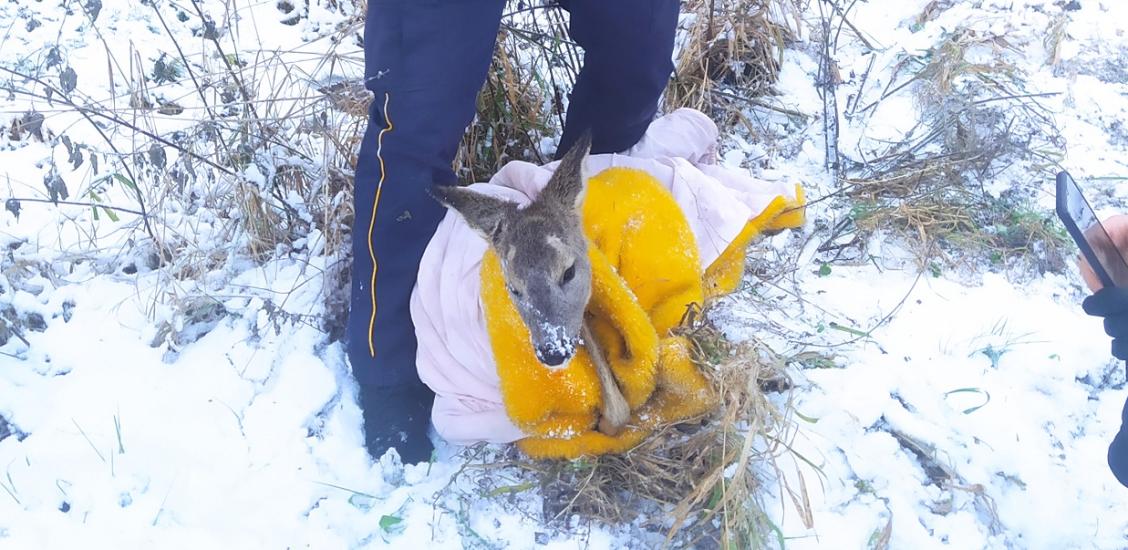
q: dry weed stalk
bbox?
[235,178,286,262]
[1043,14,1069,67]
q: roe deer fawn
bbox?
[430,133,632,435]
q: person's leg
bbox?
[1110,397,1128,487]
[555,0,680,157]
[350,0,505,463]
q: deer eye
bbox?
[560,263,576,286]
[507,284,522,298]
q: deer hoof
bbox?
[597,415,623,437]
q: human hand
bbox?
[1079,214,1128,291]
[1082,286,1128,360]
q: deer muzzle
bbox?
[534,339,578,367]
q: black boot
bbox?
[356,382,435,465]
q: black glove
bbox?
[1082,286,1128,360]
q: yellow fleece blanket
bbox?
[480,167,804,459]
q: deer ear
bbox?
[542,130,592,210]
[429,185,518,244]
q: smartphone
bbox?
[1056,171,1128,289]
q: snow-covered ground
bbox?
[1,0,1127,548]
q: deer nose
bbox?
[535,346,573,367]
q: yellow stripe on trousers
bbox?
[367,92,393,357]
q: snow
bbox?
[2,0,1128,549]
[720,268,1127,547]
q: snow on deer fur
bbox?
[411,108,804,453]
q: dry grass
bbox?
[842,158,1071,275]
[827,25,1070,274]
[454,20,569,183]
[3,0,374,330]
[665,0,797,134]
[3,2,368,264]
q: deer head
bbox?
[431,133,593,367]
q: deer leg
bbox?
[581,320,631,436]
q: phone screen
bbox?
[1056,171,1128,288]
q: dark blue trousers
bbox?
[348,1,679,395]
[1111,397,1128,487]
